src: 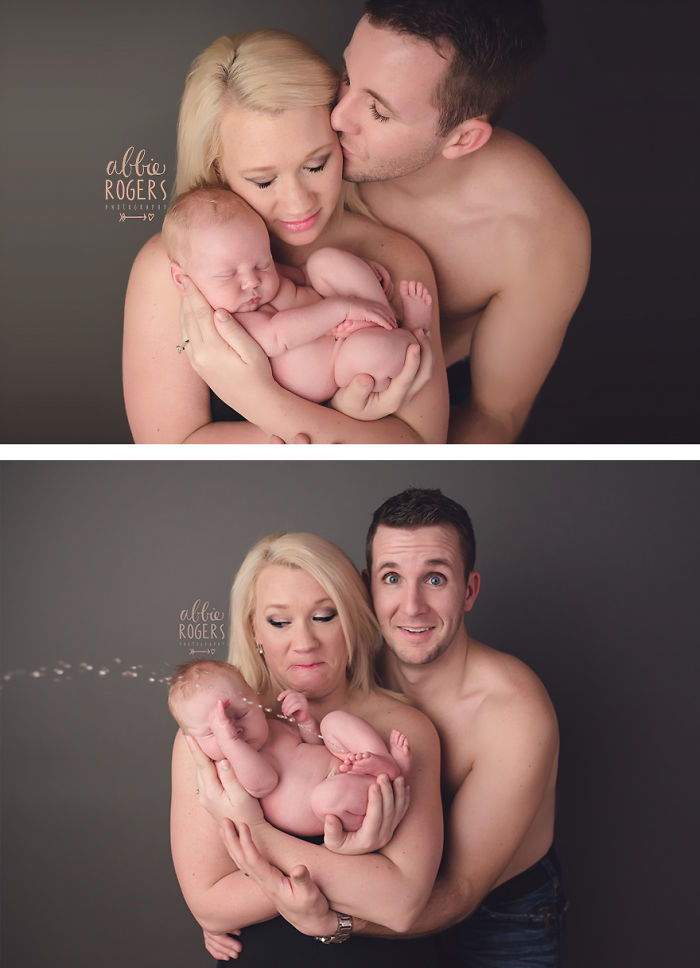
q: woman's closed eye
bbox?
[304,158,328,174]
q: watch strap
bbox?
[315,911,353,944]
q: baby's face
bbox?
[183,215,280,315]
[177,675,269,759]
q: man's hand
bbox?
[202,927,242,962]
[220,821,338,938]
[324,773,410,855]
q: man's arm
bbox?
[448,210,590,443]
[361,684,560,937]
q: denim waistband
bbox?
[484,846,560,905]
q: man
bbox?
[225,487,566,965]
[334,2,590,442]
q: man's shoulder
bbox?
[469,640,557,729]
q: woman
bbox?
[171,533,443,964]
[123,31,449,443]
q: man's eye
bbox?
[383,573,400,585]
[370,103,390,122]
[427,575,444,586]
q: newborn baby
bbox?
[168,659,411,836]
[162,186,431,405]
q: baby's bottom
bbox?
[309,710,412,829]
[310,773,376,832]
[333,327,416,392]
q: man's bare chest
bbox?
[364,190,502,319]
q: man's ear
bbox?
[463,571,481,613]
[441,119,492,160]
[170,261,186,292]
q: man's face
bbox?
[370,524,477,667]
[331,16,447,183]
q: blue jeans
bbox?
[434,849,567,967]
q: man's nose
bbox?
[403,583,427,616]
[331,90,356,133]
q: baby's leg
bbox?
[334,327,416,393]
[398,280,432,333]
[305,247,392,310]
[310,774,375,832]
[320,709,405,780]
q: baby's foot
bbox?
[399,280,432,333]
[389,729,412,777]
[338,750,400,780]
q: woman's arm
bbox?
[170,729,278,934]
[212,703,443,934]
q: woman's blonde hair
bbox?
[228,532,382,699]
[175,30,340,196]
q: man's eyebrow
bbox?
[341,54,400,117]
[376,558,454,570]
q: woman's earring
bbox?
[256,643,264,656]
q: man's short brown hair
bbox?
[364,0,547,131]
[366,487,476,579]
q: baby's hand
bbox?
[278,690,311,723]
[329,317,380,338]
[337,297,397,331]
[210,700,244,743]
[366,260,394,301]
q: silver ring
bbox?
[176,339,191,354]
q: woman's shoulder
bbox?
[338,211,431,269]
[361,689,439,748]
[130,231,169,275]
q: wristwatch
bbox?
[315,911,353,944]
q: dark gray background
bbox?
[2,460,699,966]
[1,0,698,443]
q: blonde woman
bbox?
[171,533,443,964]
[124,31,448,443]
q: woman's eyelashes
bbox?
[266,611,337,628]
[247,158,329,190]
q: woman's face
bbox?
[251,564,349,702]
[218,103,343,248]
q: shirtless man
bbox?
[222,487,564,965]
[334,1,591,442]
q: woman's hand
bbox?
[323,774,411,855]
[331,328,433,421]
[178,276,276,417]
[221,821,338,939]
[184,734,264,828]
[202,927,242,962]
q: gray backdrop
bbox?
[1,460,699,966]
[2,0,698,442]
